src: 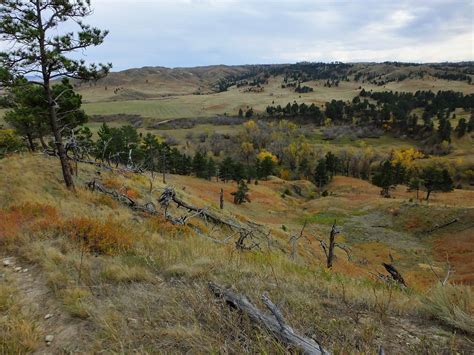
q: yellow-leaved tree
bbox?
[391,148,424,169]
[257,150,278,163]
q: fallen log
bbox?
[86,180,158,215]
[424,218,459,234]
[159,187,244,230]
[209,282,329,355]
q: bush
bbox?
[62,218,132,255]
[0,129,24,158]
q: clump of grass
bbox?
[424,284,474,334]
[0,284,40,353]
[101,263,153,283]
[60,287,91,319]
[164,257,214,280]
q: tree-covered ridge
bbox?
[214,61,474,92]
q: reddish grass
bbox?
[146,216,192,237]
[0,203,58,244]
[61,217,132,255]
[433,229,474,285]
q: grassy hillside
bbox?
[80,75,474,120]
[73,62,474,121]
[1,154,473,353]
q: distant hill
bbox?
[74,62,473,103]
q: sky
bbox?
[4,0,474,70]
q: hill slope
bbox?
[1,154,473,353]
[71,62,474,122]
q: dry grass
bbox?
[424,284,474,334]
[0,154,473,353]
[0,282,41,353]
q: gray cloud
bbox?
[8,0,474,70]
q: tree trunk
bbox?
[327,224,337,268]
[35,0,74,191]
[26,133,35,152]
[220,188,224,209]
[46,88,75,191]
[39,135,48,149]
[162,151,166,184]
[425,190,431,201]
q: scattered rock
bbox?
[45,335,54,344]
[44,313,54,320]
[3,259,12,267]
[22,268,28,273]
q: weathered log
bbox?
[209,282,329,355]
[159,187,244,230]
[425,218,459,234]
[86,180,158,215]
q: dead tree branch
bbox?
[429,254,454,286]
[86,180,158,215]
[158,187,243,229]
[313,222,348,268]
[424,218,459,234]
[289,221,307,261]
[209,283,329,354]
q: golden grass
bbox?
[77,74,474,119]
[424,284,474,334]
[0,283,41,353]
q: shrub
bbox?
[0,129,24,158]
[62,218,132,255]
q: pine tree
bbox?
[231,180,250,204]
[325,151,339,178]
[437,116,452,143]
[232,162,245,182]
[468,111,474,132]
[245,107,254,118]
[219,157,234,182]
[258,156,275,180]
[0,0,111,190]
[372,160,395,197]
[408,176,423,200]
[192,151,208,178]
[314,159,329,191]
[206,158,216,180]
[420,166,454,201]
[455,118,467,137]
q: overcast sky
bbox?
[6,0,474,71]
